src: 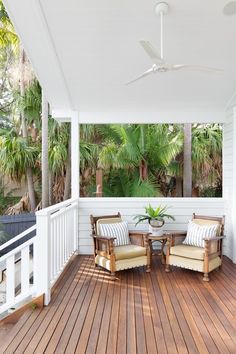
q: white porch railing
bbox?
[35,198,78,305]
[0,198,79,316]
[0,225,36,315]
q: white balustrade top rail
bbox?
[0,224,36,253]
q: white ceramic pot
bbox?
[148,219,164,236]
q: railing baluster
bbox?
[6,255,15,305]
[21,245,30,295]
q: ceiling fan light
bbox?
[223,1,236,16]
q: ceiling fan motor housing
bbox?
[155,2,169,16]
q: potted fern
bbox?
[134,204,175,236]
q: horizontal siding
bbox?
[78,198,227,256]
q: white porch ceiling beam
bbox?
[78,111,225,124]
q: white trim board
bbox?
[52,111,225,124]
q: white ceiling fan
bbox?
[126,2,223,85]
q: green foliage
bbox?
[102,170,159,198]
[0,132,39,181]
[134,204,175,225]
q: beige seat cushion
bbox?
[169,254,221,273]
[170,244,205,260]
[114,244,146,260]
[95,254,147,271]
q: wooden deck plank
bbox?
[43,257,92,354]
[144,269,167,354]
[182,269,236,353]
[150,267,178,354]
[93,280,115,354]
[63,259,102,353]
[156,266,189,354]
[176,270,230,354]
[1,255,236,354]
[34,257,92,354]
[159,266,199,353]
[75,268,108,353]
[20,255,85,354]
[54,258,98,353]
[116,271,128,354]
[126,271,137,354]
[105,274,121,354]
[139,269,157,354]
[133,269,147,354]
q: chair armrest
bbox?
[203,235,226,242]
[166,232,187,247]
[91,234,116,241]
[129,231,150,247]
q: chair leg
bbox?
[111,272,116,280]
[165,264,171,273]
[146,264,151,273]
[203,272,210,282]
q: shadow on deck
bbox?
[1,255,236,353]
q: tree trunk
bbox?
[139,159,148,181]
[64,135,71,200]
[49,172,54,206]
[41,90,49,208]
[183,123,192,197]
[20,46,36,211]
[176,176,183,197]
[96,169,103,197]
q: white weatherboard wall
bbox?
[78,198,226,256]
[223,106,236,262]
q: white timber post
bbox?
[34,210,51,305]
[232,107,236,263]
[71,112,80,199]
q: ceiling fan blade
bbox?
[139,40,164,65]
[170,64,223,74]
[126,67,154,85]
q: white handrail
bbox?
[36,198,78,216]
[0,225,36,252]
[0,237,35,262]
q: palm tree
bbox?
[183,123,192,197]
[98,124,183,197]
[0,2,37,210]
[192,124,222,195]
[0,130,38,185]
[19,47,37,210]
[41,90,49,207]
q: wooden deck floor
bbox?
[1,255,236,353]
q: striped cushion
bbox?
[183,221,219,248]
[99,221,131,247]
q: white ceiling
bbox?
[4,0,236,113]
